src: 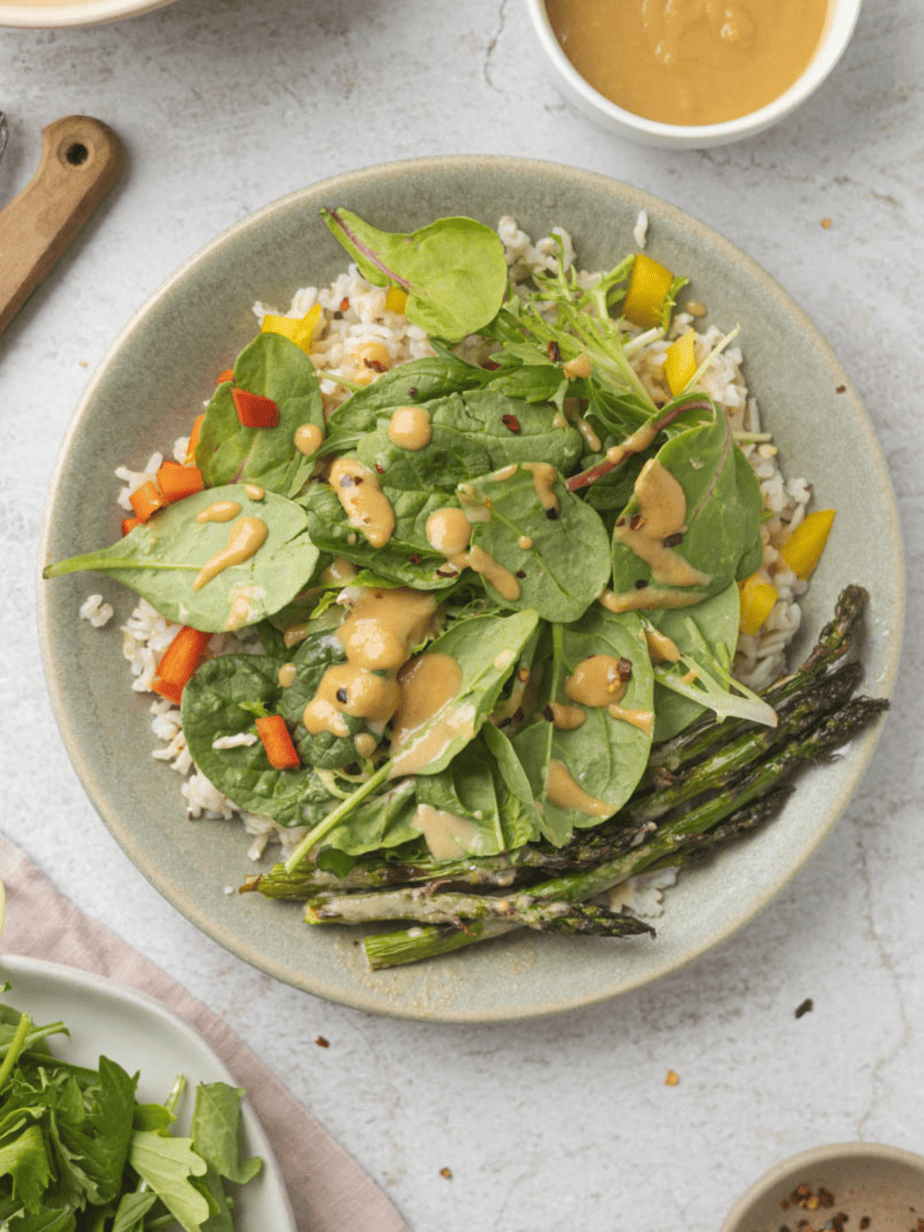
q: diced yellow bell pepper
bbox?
[261,302,322,355]
[738,573,778,636]
[779,509,836,580]
[664,329,697,396]
[385,285,408,315]
[623,254,675,329]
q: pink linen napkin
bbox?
[0,835,411,1232]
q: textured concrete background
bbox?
[1,1,922,1228]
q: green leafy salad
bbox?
[0,983,261,1230]
[45,208,884,970]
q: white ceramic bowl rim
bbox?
[527,0,863,140]
[0,0,173,28]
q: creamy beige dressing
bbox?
[193,516,268,590]
[644,626,682,664]
[548,700,587,731]
[309,663,401,725]
[425,506,521,601]
[564,654,631,707]
[278,662,297,688]
[425,507,473,558]
[562,351,592,380]
[517,534,533,550]
[329,457,396,548]
[389,652,470,776]
[354,732,379,759]
[225,583,265,632]
[387,405,432,451]
[294,422,324,456]
[606,422,659,467]
[319,556,358,586]
[196,500,241,524]
[607,703,655,736]
[337,588,439,671]
[463,544,521,601]
[613,457,711,594]
[244,484,265,501]
[598,585,704,614]
[546,0,830,126]
[521,461,560,516]
[491,463,519,483]
[546,759,612,818]
[411,803,481,861]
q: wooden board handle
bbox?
[0,115,123,336]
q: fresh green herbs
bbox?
[0,989,261,1230]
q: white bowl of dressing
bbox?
[526,0,863,148]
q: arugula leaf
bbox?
[198,330,324,497]
[44,484,320,633]
[129,1129,209,1231]
[322,207,508,341]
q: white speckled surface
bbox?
[1,2,922,1229]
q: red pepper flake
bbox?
[407,386,419,398]
[664,1070,679,1086]
[340,297,350,311]
[836,384,847,393]
[315,1035,330,1048]
[547,339,562,362]
[365,358,388,372]
[375,463,385,474]
[501,413,521,434]
[480,358,501,371]
[408,553,422,564]
[439,1167,452,1179]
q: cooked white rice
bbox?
[106,215,813,861]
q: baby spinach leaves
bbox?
[198,331,324,497]
[609,396,763,607]
[322,207,508,341]
[44,484,319,632]
[511,608,654,846]
[464,464,611,622]
[181,653,337,825]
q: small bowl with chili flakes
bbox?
[719,1142,924,1232]
[525,0,863,148]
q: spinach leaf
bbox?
[511,608,654,845]
[464,464,611,622]
[322,354,490,449]
[299,481,460,591]
[322,207,508,341]
[198,331,323,497]
[387,607,540,779]
[415,727,543,856]
[44,485,320,633]
[321,777,420,856]
[609,396,763,608]
[181,653,337,825]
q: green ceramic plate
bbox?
[37,156,904,1022]
[0,955,296,1228]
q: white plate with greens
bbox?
[37,156,903,1022]
[0,953,296,1229]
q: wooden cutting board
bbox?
[0,115,123,336]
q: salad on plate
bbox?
[43,206,888,971]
